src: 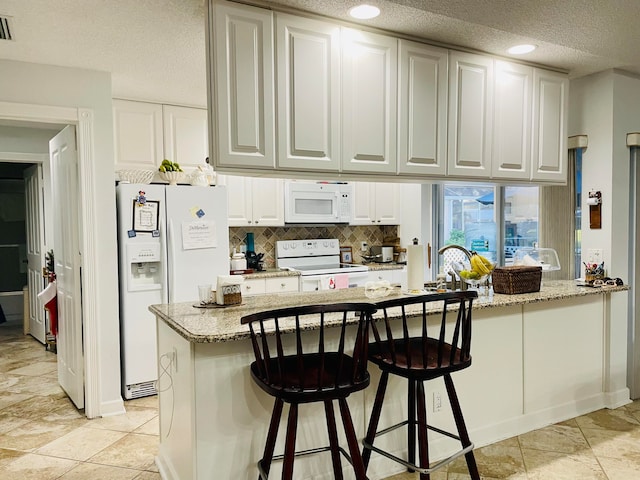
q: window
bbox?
[436,183,539,274]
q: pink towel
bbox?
[334,274,349,289]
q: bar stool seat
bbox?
[362,291,480,480]
[242,302,376,480]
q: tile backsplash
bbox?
[229,225,398,268]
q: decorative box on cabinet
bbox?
[214,0,276,170]
[276,13,341,172]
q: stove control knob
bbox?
[329,240,336,248]
[282,243,289,250]
[323,241,328,247]
[290,243,297,249]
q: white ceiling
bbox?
[1,0,640,108]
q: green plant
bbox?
[445,229,465,246]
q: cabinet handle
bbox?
[281,283,285,288]
[255,221,259,224]
[246,285,251,290]
[247,220,252,224]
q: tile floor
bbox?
[2,321,640,479]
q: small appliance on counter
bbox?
[362,245,394,263]
[243,232,265,271]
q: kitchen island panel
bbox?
[523,296,603,415]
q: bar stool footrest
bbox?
[362,420,474,475]
[258,445,370,480]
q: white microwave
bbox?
[284,181,352,224]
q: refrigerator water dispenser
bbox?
[127,243,162,291]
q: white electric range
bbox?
[276,239,369,291]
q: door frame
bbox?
[0,101,102,418]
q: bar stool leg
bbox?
[416,381,430,480]
[444,373,480,480]
[324,399,344,480]
[259,398,284,480]
[338,397,367,480]
[407,379,416,472]
[282,403,298,480]
[362,371,389,469]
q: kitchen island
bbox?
[150,281,629,480]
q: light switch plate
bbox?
[587,248,603,264]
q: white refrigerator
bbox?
[116,183,229,398]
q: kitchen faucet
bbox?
[437,244,473,291]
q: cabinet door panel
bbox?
[162,105,208,170]
[223,175,253,226]
[251,178,284,226]
[277,14,340,171]
[351,182,375,225]
[398,40,447,176]
[448,52,493,177]
[215,2,275,169]
[375,183,400,225]
[113,100,163,171]
[492,61,532,180]
[342,28,397,173]
[532,69,568,182]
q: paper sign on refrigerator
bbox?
[181,220,217,250]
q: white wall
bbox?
[0,59,123,416]
[569,69,640,398]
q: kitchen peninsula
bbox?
[150,282,628,480]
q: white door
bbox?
[24,164,46,344]
[50,126,84,409]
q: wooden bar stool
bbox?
[241,302,376,480]
[362,291,480,480]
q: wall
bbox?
[0,59,122,416]
[569,69,640,398]
[229,225,398,267]
[0,126,60,153]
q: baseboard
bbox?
[97,398,126,418]
[604,388,632,409]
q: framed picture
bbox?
[132,199,160,233]
[340,246,353,264]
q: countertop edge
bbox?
[149,281,628,344]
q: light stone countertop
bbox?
[364,263,405,271]
[149,280,628,344]
[241,268,300,279]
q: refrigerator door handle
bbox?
[168,219,177,303]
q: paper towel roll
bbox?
[406,244,424,292]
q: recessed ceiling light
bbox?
[349,4,380,20]
[508,44,537,55]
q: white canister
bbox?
[230,252,247,271]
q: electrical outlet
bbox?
[433,391,442,413]
[361,241,368,252]
[587,248,603,265]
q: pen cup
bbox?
[198,284,212,304]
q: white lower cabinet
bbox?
[241,278,266,296]
[352,182,401,225]
[242,276,299,296]
[368,268,406,285]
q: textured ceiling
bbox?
[1,0,640,108]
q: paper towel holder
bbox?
[588,191,601,229]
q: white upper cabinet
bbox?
[220,175,284,227]
[113,100,163,171]
[214,1,276,169]
[531,69,569,182]
[397,40,448,176]
[162,105,208,170]
[342,28,398,174]
[492,61,533,180]
[351,182,400,225]
[448,51,494,178]
[276,14,341,172]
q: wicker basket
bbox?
[492,266,542,294]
